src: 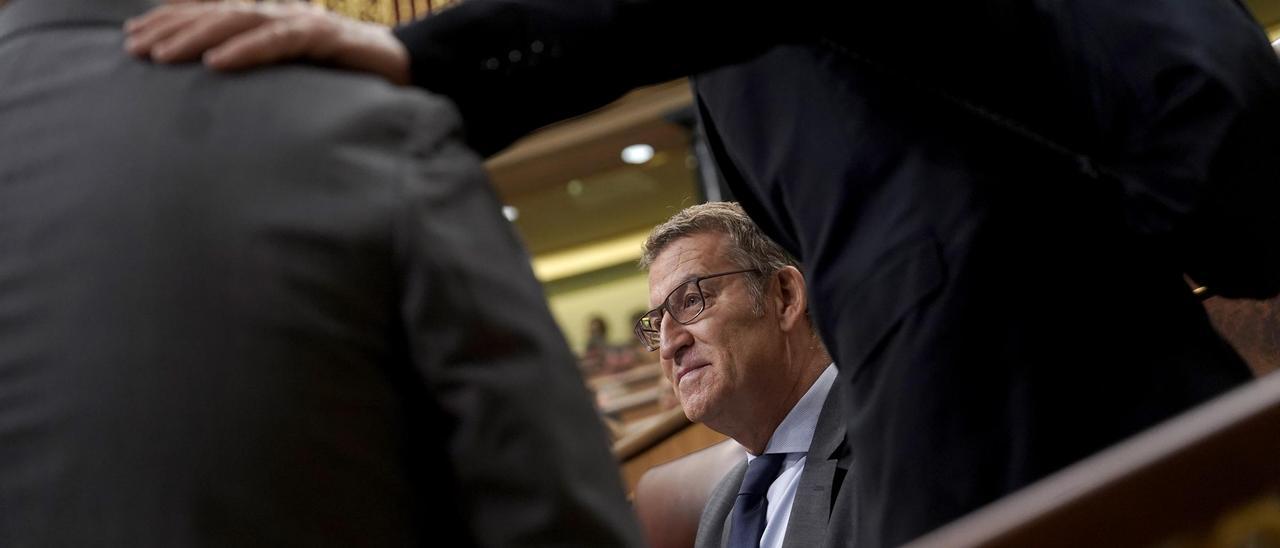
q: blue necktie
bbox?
[728,453,787,548]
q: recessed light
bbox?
[502,205,519,221]
[621,144,655,165]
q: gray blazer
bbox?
[695,381,853,548]
[0,0,642,546]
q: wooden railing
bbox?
[908,371,1280,548]
[613,406,727,493]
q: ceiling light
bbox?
[502,205,519,221]
[621,144,655,165]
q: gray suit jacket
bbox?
[0,0,642,546]
[694,381,852,548]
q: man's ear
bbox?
[772,266,808,332]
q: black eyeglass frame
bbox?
[633,268,759,352]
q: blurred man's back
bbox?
[0,0,642,546]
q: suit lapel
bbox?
[695,459,746,548]
[781,379,851,548]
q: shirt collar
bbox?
[747,363,838,460]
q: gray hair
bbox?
[640,202,797,310]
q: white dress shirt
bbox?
[744,363,838,548]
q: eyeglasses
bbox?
[633,269,758,352]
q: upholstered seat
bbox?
[633,439,744,548]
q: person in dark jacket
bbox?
[0,0,643,545]
[125,1,1280,545]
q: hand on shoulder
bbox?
[124,1,409,85]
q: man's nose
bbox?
[658,318,691,364]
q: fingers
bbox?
[124,3,278,63]
[123,5,171,34]
[124,2,335,70]
[121,2,403,82]
[151,11,275,63]
[123,5,187,49]
[123,3,209,42]
[204,18,323,71]
[124,6,208,59]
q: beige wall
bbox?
[1247,0,1280,26]
[545,263,652,355]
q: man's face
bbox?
[647,232,787,428]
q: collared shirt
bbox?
[743,363,838,548]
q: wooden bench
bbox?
[909,371,1280,547]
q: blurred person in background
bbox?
[580,314,609,375]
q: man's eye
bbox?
[684,294,703,308]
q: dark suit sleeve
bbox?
[1079,3,1280,297]
[391,97,644,547]
[391,0,809,155]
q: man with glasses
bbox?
[637,202,851,548]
